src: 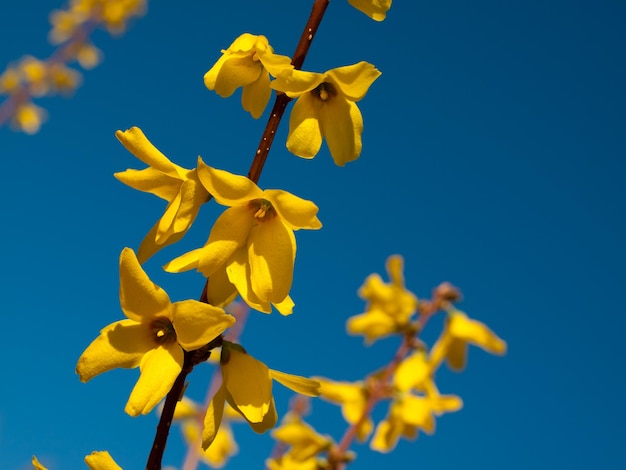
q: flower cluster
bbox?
[0,0,145,134]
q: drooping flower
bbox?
[76,248,235,417]
[114,127,211,263]
[429,310,507,371]
[205,33,293,118]
[347,255,418,343]
[348,0,392,21]
[203,342,320,449]
[164,161,322,314]
[270,62,381,166]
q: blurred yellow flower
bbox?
[271,414,332,461]
[76,248,235,417]
[203,342,320,449]
[270,62,381,166]
[347,255,418,343]
[313,377,373,441]
[429,310,507,371]
[12,102,47,135]
[348,0,392,21]
[164,161,321,314]
[115,127,211,263]
[205,33,293,118]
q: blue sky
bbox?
[1,0,625,469]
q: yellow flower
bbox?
[12,102,47,135]
[393,350,431,392]
[203,342,320,449]
[348,0,392,21]
[313,377,373,441]
[48,63,82,95]
[164,161,322,315]
[114,127,211,263]
[347,255,418,343]
[271,414,332,461]
[370,389,462,453]
[76,248,235,417]
[204,33,293,118]
[20,56,49,97]
[270,62,381,166]
[0,67,21,93]
[429,310,507,372]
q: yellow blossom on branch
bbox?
[203,342,320,449]
[429,310,507,372]
[347,255,418,343]
[76,248,235,417]
[33,451,122,470]
[270,61,381,166]
[115,127,211,263]
[204,33,293,118]
[164,161,322,315]
[348,0,392,21]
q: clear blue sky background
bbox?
[1,1,625,469]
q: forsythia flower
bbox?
[270,414,333,462]
[270,62,381,166]
[205,33,293,118]
[76,248,235,416]
[33,452,122,470]
[348,0,392,21]
[429,310,507,371]
[12,102,47,135]
[164,161,322,315]
[347,255,418,343]
[115,127,211,263]
[314,377,373,441]
[370,386,462,453]
[203,342,320,449]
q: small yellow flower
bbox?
[347,255,418,343]
[115,127,211,262]
[0,67,21,93]
[48,63,82,95]
[76,248,235,417]
[12,102,47,135]
[348,0,392,21]
[429,310,507,372]
[20,56,49,97]
[203,342,320,449]
[205,33,293,118]
[271,414,332,461]
[371,385,462,453]
[270,62,381,166]
[313,377,373,441]
[164,161,322,314]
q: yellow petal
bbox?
[348,0,392,21]
[319,97,362,166]
[326,62,381,101]
[203,384,226,449]
[32,456,47,470]
[246,396,278,433]
[431,394,463,415]
[114,167,180,201]
[137,220,187,264]
[264,189,322,230]
[286,93,323,159]
[346,310,398,343]
[172,300,235,350]
[84,451,122,470]
[257,50,293,78]
[269,370,321,396]
[448,311,507,355]
[213,56,262,97]
[196,206,256,277]
[197,159,264,206]
[173,396,199,420]
[446,338,468,371]
[226,246,272,313]
[386,255,405,287]
[400,395,435,433]
[273,295,294,316]
[125,344,183,416]
[370,419,401,453]
[119,248,171,322]
[270,69,325,96]
[115,127,184,179]
[394,351,430,392]
[241,70,271,119]
[206,265,239,307]
[248,219,296,303]
[222,347,272,423]
[76,319,154,382]
[202,421,238,467]
[204,54,231,91]
[163,247,202,273]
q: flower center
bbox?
[312,82,337,101]
[248,199,277,222]
[150,317,177,345]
